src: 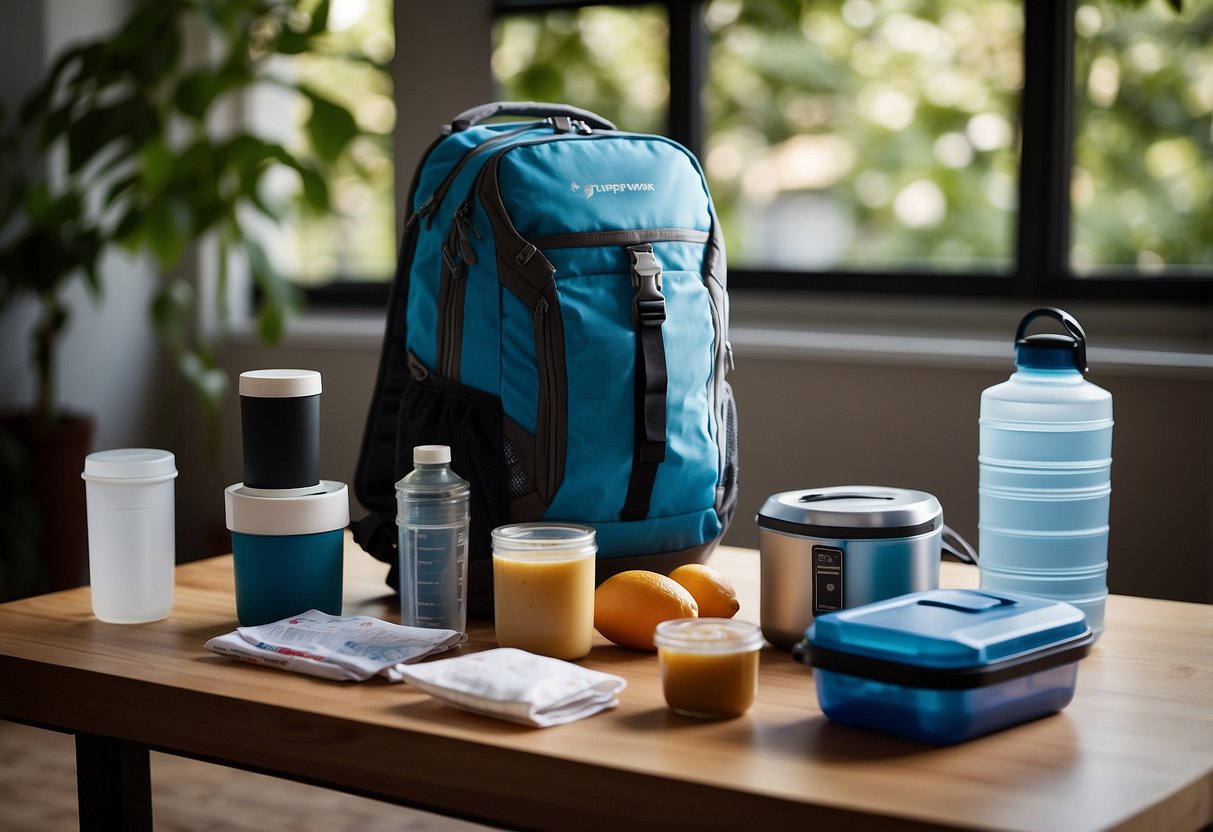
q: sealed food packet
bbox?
[205,610,466,681]
[396,647,627,727]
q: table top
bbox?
[1,537,1211,832]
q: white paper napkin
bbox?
[204,610,466,681]
[396,647,627,727]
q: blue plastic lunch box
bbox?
[801,588,1094,744]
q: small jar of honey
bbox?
[654,618,764,718]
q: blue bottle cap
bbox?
[1013,307,1088,373]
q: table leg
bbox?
[75,733,153,831]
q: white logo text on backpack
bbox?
[571,180,656,198]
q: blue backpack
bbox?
[353,102,738,612]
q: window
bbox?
[284,0,397,286]
[252,0,398,295]
[492,0,1212,301]
[1071,0,1213,276]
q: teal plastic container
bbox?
[978,308,1113,639]
[225,481,350,626]
[803,588,1093,744]
[230,529,343,626]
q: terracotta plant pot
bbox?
[1,412,95,595]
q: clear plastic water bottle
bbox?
[396,445,470,632]
[978,308,1114,640]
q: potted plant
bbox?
[0,0,371,599]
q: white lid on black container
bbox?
[239,369,322,398]
[756,486,942,539]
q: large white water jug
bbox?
[978,308,1113,639]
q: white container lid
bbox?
[225,480,349,536]
[239,369,322,398]
[414,444,451,464]
[82,448,178,481]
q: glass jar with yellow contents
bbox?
[654,618,764,718]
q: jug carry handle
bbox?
[449,101,617,133]
[1015,307,1088,373]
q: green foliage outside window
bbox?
[1072,0,1213,273]
[285,0,397,284]
[492,0,1212,278]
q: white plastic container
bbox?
[979,308,1113,639]
[81,449,178,623]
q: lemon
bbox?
[594,570,698,651]
[668,563,740,619]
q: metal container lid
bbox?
[755,486,942,540]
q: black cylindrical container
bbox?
[239,369,322,494]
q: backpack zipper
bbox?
[432,131,604,381]
[406,122,547,232]
[532,295,562,504]
[529,228,710,249]
[436,201,481,380]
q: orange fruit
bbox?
[668,563,740,619]
[594,570,699,651]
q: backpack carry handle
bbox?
[449,101,617,133]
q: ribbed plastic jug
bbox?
[978,308,1113,640]
[396,445,470,633]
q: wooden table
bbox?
[1,537,1210,832]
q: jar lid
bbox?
[491,522,596,557]
[654,618,764,654]
[225,480,349,536]
[82,448,177,481]
[239,369,322,398]
[755,486,942,539]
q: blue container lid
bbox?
[806,588,1090,673]
[1012,307,1089,374]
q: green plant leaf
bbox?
[174,70,223,121]
[307,0,331,35]
[19,44,88,126]
[298,164,330,210]
[244,237,302,345]
[274,30,313,55]
[66,97,159,174]
[25,184,51,223]
[141,196,192,267]
[151,278,194,352]
[139,138,174,192]
[302,89,359,163]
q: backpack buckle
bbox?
[629,247,663,292]
[629,246,665,324]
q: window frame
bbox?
[304,0,1212,307]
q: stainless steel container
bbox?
[755,486,942,647]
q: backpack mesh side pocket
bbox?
[392,355,510,614]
